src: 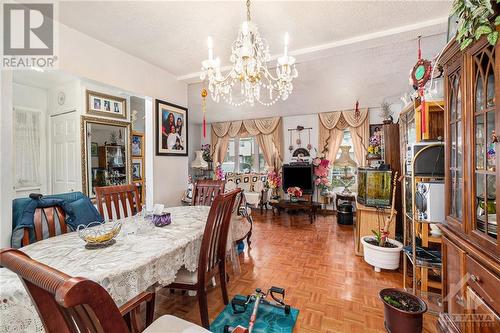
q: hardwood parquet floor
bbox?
[155,211,437,333]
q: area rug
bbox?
[210,295,299,333]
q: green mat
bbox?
[210,295,299,333]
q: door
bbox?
[51,112,79,194]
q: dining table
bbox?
[0,205,212,333]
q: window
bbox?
[222,137,266,173]
[14,109,41,188]
[334,129,356,161]
[331,129,357,188]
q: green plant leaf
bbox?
[476,24,493,36]
[495,16,500,26]
[487,31,499,46]
[460,37,473,50]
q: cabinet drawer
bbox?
[466,255,500,314]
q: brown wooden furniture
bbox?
[22,206,68,247]
[0,248,156,333]
[415,99,445,142]
[233,189,253,246]
[167,189,240,329]
[191,179,226,206]
[95,184,142,220]
[269,199,321,224]
[437,16,499,333]
[382,123,402,232]
[354,202,396,256]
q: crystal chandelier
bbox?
[200,0,298,107]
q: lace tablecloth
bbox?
[0,205,210,333]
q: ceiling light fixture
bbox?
[200,0,298,107]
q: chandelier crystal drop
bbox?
[200,0,298,107]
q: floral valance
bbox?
[212,117,281,138]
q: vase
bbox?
[290,197,299,203]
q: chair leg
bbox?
[246,229,252,248]
[197,287,210,329]
[146,292,155,328]
[219,263,229,305]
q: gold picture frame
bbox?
[86,90,127,120]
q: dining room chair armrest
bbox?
[119,291,156,333]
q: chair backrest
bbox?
[0,248,130,333]
[95,184,141,220]
[22,206,68,247]
[192,180,226,206]
[197,189,239,284]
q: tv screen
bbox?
[282,164,314,194]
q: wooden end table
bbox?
[269,199,322,224]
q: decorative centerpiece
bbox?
[201,143,213,170]
[361,173,403,272]
[267,169,282,199]
[215,162,225,180]
[152,212,172,227]
[78,221,122,249]
[287,187,303,202]
[312,156,332,196]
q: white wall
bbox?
[1,71,14,247]
[56,24,188,206]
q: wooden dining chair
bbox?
[22,205,68,247]
[0,248,209,333]
[191,179,226,206]
[168,189,240,328]
[95,184,142,220]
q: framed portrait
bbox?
[132,159,143,181]
[370,124,383,138]
[132,132,143,157]
[155,99,188,156]
[91,142,98,157]
[86,90,127,120]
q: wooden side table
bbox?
[335,192,356,210]
[354,202,396,256]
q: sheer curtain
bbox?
[14,110,41,188]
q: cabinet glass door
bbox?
[472,45,497,242]
[448,70,463,222]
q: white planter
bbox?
[361,236,403,272]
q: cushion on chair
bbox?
[244,192,260,206]
[143,315,210,333]
[231,214,251,242]
[173,267,198,285]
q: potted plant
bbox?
[379,288,427,333]
[361,172,403,272]
[379,102,394,124]
[286,187,303,202]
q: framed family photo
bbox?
[132,132,144,157]
[132,159,143,181]
[155,99,188,156]
[86,90,127,120]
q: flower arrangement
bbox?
[201,143,212,162]
[287,186,303,199]
[367,131,382,158]
[215,162,225,180]
[312,157,332,192]
[267,170,282,199]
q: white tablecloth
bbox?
[0,206,211,333]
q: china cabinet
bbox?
[438,19,499,333]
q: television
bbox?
[282,164,314,194]
[357,168,392,207]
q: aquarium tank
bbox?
[357,168,392,207]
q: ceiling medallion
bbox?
[200,0,298,107]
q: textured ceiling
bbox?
[58,1,452,77]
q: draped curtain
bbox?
[318,108,369,166]
[14,110,41,188]
[211,117,283,171]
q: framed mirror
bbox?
[81,116,132,197]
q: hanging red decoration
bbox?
[354,100,360,120]
[201,88,208,138]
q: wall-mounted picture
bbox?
[87,90,127,120]
[91,142,98,157]
[132,132,143,157]
[155,99,188,156]
[369,124,383,138]
[132,159,143,181]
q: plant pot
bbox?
[361,236,403,272]
[379,288,427,333]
